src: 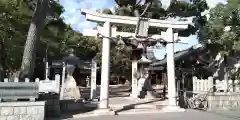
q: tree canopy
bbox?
[96,0,209,80]
[200,0,240,54]
[0,0,97,79]
[199,0,240,79]
[0,0,210,81]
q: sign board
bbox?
[39,80,60,93]
[39,75,60,93]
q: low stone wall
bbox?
[60,100,84,112]
[207,93,240,111]
[0,101,45,120]
[38,93,60,117]
[38,94,86,115]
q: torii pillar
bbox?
[81,9,192,112]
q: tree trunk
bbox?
[19,0,49,80]
[0,41,6,81]
[223,54,228,92]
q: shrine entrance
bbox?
[80,3,192,114]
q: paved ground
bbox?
[79,85,131,98]
[209,109,240,119]
[67,110,239,120]
[79,85,164,99]
[48,85,240,120]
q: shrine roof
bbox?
[150,44,203,66]
[51,56,98,69]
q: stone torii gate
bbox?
[83,26,179,99]
[81,9,192,112]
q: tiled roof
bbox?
[150,47,201,66]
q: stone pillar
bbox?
[90,60,97,100]
[45,61,49,80]
[60,63,66,100]
[99,22,111,109]
[86,76,90,87]
[162,72,167,98]
[131,60,138,98]
[166,27,177,106]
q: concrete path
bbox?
[67,110,237,120]
[79,85,131,98]
[79,84,165,99]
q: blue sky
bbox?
[59,0,227,60]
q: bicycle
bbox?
[178,83,229,111]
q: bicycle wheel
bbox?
[185,97,196,109]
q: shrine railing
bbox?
[0,74,61,102]
[0,78,39,102]
[188,77,240,111]
[192,76,240,93]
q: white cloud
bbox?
[203,0,227,20]
[59,0,227,32]
[59,0,115,32]
[206,0,226,8]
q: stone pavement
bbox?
[84,97,167,112]
[209,109,240,119]
[109,97,167,110]
[79,85,131,99]
[79,84,164,99]
[67,110,237,120]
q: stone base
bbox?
[0,101,45,120]
[94,108,116,116]
[39,93,60,117]
[60,99,84,112]
[161,106,186,112]
[145,91,156,99]
[207,93,240,111]
[130,93,138,98]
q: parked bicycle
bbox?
[178,83,236,111]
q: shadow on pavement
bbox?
[114,98,166,113]
[207,109,240,119]
[46,100,98,120]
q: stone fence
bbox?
[207,93,240,111]
[192,76,240,93]
[1,74,61,96]
[192,76,240,111]
[0,74,90,119]
[0,78,45,120]
[0,101,45,120]
[0,78,39,101]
